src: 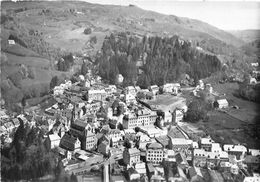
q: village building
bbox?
[200,138,214,151]
[162,83,181,93]
[124,93,136,105]
[243,155,260,172]
[60,133,81,153]
[107,129,123,147]
[122,109,157,129]
[146,142,165,165]
[134,162,146,175]
[123,147,141,166]
[169,138,193,152]
[193,148,207,167]
[125,86,136,96]
[173,109,184,124]
[87,89,107,102]
[127,167,140,181]
[149,85,159,95]
[45,133,61,150]
[70,120,97,151]
[214,99,229,109]
[223,144,247,160]
[8,39,15,45]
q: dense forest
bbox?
[96,33,222,87]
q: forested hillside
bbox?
[97,33,222,87]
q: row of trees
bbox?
[1,121,63,181]
[97,33,222,88]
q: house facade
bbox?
[123,148,141,166]
[123,109,157,129]
[146,142,165,165]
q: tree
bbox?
[185,99,209,123]
[136,92,145,100]
[50,76,58,89]
[83,28,92,35]
[70,173,78,182]
[81,61,88,76]
[27,66,35,79]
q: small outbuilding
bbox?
[214,99,229,109]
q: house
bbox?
[87,89,107,102]
[193,148,207,167]
[151,166,165,182]
[123,147,141,166]
[214,99,229,109]
[230,164,239,175]
[149,85,159,95]
[173,109,184,124]
[251,62,259,67]
[163,83,180,93]
[250,77,257,85]
[200,138,214,151]
[8,39,15,45]
[124,93,136,105]
[249,149,260,156]
[155,135,169,148]
[70,120,97,151]
[107,129,123,147]
[206,152,220,168]
[125,86,136,96]
[175,152,189,169]
[223,144,247,160]
[146,142,164,165]
[134,162,146,175]
[60,133,81,152]
[127,167,140,181]
[164,150,176,162]
[45,133,61,150]
[244,155,260,172]
[12,118,20,128]
[54,86,64,96]
[139,126,167,138]
[122,109,157,129]
[168,138,193,152]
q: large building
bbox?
[87,89,107,102]
[168,138,193,152]
[70,120,97,151]
[122,108,157,129]
[146,142,165,165]
[123,148,141,166]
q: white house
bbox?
[124,93,136,105]
[214,99,229,109]
[8,39,15,45]
[46,134,61,149]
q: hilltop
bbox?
[1,1,258,110]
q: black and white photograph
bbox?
[0,0,260,181]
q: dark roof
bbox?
[127,167,138,176]
[155,136,169,147]
[188,167,197,178]
[60,133,79,151]
[148,142,163,149]
[71,120,88,131]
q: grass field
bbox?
[144,94,186,112]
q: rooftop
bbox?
[148,142,163,149]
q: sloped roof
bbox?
[128,148,141,155]
[148,142,163,149]
[60,133,79,151]
[71,120,89,131]
[49,134,61,141]
[216,99,228,105]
